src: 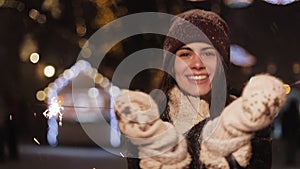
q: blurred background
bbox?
[0,0,300,168]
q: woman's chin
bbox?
[183,87,211,97]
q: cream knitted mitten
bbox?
[114,91,191,169]
[200,74,287,169]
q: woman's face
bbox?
[174,42,218,96]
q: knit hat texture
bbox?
[163,9,230,69]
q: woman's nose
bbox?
[190,54,205,69]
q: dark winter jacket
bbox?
[125,120,272,169]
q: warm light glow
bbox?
[101,78,110,89]
[85,68,98,79]
[95,73,104,84]
[44,87,49,96]
[0,0,24,11]
[33,137,41,145]
[283,84,291,94]
[267,63,277,74]
[30,52,39,63]
[42,0,61,19]
[292,62,300,74]
[78,38,88,48]
[36,90,46,101]
[29,9,40,20]
[19,34,38,62]
[44,65,55,77]
[37,14,47,24]
[88,87,99,98]
[76,24,87,37]
[0,0,5,7]
[241,67,252,75]
[81,47,92,58]
[29,9,47,24]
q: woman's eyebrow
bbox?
[200,47,215,51]
[177,46,215,51]
[178,46,215,51]
[178,47,192,51]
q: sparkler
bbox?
[43,96,64,126]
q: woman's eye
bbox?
[202,52,216,57]
[179,53,190,57]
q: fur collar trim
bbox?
[168,86,210,135]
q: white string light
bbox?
[263,0,298,5]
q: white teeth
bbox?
[187,75,207,80]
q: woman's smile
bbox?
[186,74,209,82]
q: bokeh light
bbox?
[29,9,39,20]
[230,44,257,67]
[29,52,39,63]
[263,0,297,5]
[267,63,277,74]
[36,90,46,101]
[88,87,99,98]
[0,0,5,7]
[44,65,56,78]
[109,86,120,98]
[224,0,254,8]
[292,62,300,74]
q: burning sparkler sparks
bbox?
[43,96,64,126]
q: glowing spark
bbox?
[33,137,41,145]
[9,114,12,121]
[283,84,291,94]
[120,152,124,157]
[284,80,300,94]
[43,97,64,126]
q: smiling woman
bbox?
[113,9,287,169]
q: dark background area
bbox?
[0,0,300,168]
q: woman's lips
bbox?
[186,74,208,80]
[186,74,210,84]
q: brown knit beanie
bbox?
[163,9,230,70]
